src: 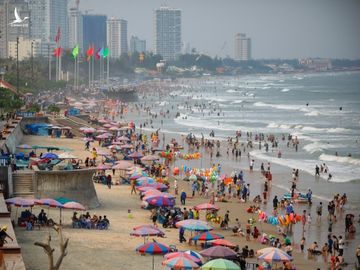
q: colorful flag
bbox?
[86,45,94,61]
[99,47,104,58]
[72,45,79,58]
[55,27,61,43]
[53,47,61,57]
[103,47,109,58]
[95,48,101,60]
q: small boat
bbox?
[283,192,308,203]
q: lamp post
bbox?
[31,40,34,82]
[16,37,19,93]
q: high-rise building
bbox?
[234,33,251,61]
[106,17,127,58]
[0,0,30,58]
[49,0,68,49]
[83,14,106,52]
[153,6,181,61]
[28,0,68,50]
[68,7,83,52]
[130,36,146,53]
[8,37,41,60]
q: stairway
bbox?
[12,171,34,197]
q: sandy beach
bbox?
[11,133,344,270]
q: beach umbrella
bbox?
[117,135,130,141]
[194,203,219,211]
[55,197,74,204]
[16,144,32,149]
[103,123,112,128]
[162,254,200,269]
[141,155,159,161]
[145,194,175,207]
[189,174,197,181]
[130,173,142,180]
[137,186,160,193]
[199,246,237,259]
[201,258,240,270]
[128,152,143,159]
[96,133,111,139]
[58,152,77,159]
[131,227,165,243]
[256,247,283,255]
[97,164,111,170]
[191,232,224,242]
[109,126,119,131]
[63,202,86,211]
[83,128,96,134]
[98,119,109,124]
[176,220,213,232]
[209,239,236,248]
[164,252,202,265]
[138,183,168,191]
[257,249,293,262]
[136,178,155,186]
[136,241,171,270]
[37,198,63,208]
[112,161,133,170]
[111,141,123,145]
[142,189,162,197]
[5,197,35,207]
[79,127,87,131]
[121,144,134,149]
[41,152,58,159]
[108,145,121,151]
[184,250,203,261]
[96,129,108,133]
[82,137,94,142]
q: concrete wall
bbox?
[0,120,23,154]
[34,169,100,209]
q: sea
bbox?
[133,71,360,206]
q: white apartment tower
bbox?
[68,7,83,52]
[153,6,181,61]
[106,17,127,58]
[234,33,251,61]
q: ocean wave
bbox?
[226,89,237,93]
[319,154,360,166]
[250,150,360,183]
[266,122,352,134]
[303,142,343,154]
[231,100,243,104]
[281,88,290,92]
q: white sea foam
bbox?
[303,142,343,154]
[281,88,290,92]
[231,100,243,104]
[319,154,360,166]
[266,122,352,134]
[250,150,360,183]
[226,89,237,93]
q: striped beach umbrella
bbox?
[258,249,293,262]
[136,241,171,270]
[5,197,35,207]
[191,231,224,242]
[144,194,175,207]
[164,252,202,265]
[199,246,237,259]
[184,250,203,261]
[131,227,165,243]
[210,239,236,248]
[128,152,143,159]
[62,202,86,211]
[162,254,200,269]
[37,198,63,208]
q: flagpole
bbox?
[91,48,94,86]
[107,52,109,85]
[59,51,62,80]
[88,57,91,88]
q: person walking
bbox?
[180,190,187,205]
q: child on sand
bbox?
[300,237,306,252]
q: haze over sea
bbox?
[137,71,360,205]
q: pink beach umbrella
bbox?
[128,152,143,159]
[83,128,96,134]
[96,133,111,139]
[103,123,112,128]
[96,129,108,133]
[121,144,134,149]
[194,203,219,211]
[63,202,86,211]
[98,119,109,124]
[37,198,63,208]
[111,141,123,145]
[112,160,133,170]
[117,136,130,141]
[141,155,159,162]
[109,126,119,131]
[97,164,111,170]
[82,137,94,142]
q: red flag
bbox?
[86,45,94,61]
[95,48,101,60]
[53,47,61,57]
[55,27,61,43]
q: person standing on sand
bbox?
[316,202,323,223]
[301,210,307,235]
[130,179,137,195]
[180,190,187,205]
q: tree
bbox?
[34,225,69,270]
[47,104,60,113]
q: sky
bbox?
[78,0,360,59]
